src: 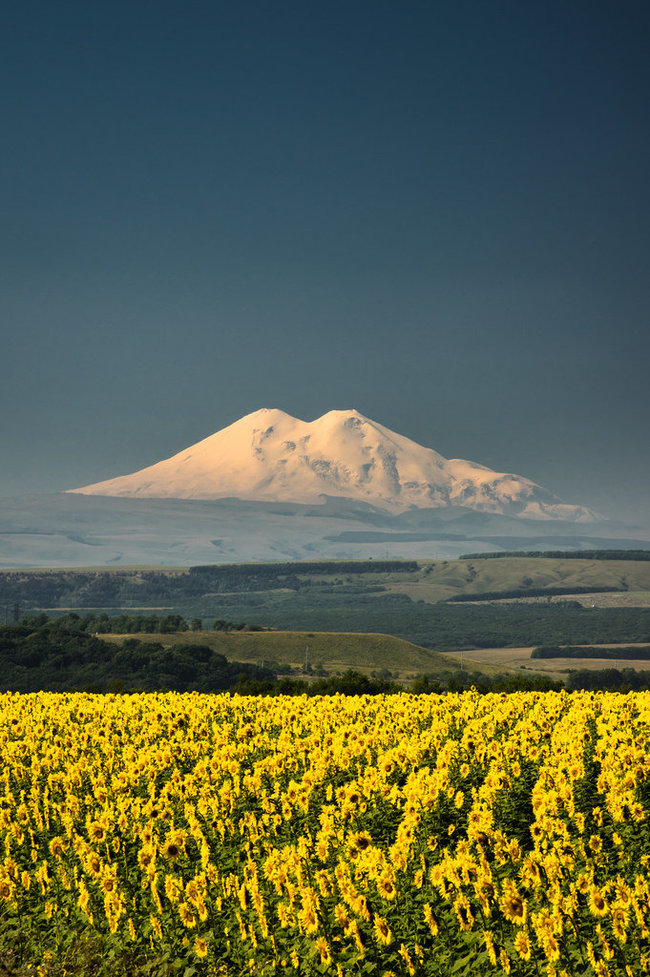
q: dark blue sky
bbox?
[2,1,649,523]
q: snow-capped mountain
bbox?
[68,408,597,521]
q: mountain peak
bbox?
[68,409,597,521]
[320,408,367,419]
[232,407,297,425]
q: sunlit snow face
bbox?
[66,408,595,520]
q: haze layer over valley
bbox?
[69,408,595,521]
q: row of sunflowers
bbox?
[1,689,649,976]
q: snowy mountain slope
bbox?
[68,408,597,521]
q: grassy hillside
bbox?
[100,629,503,680]
[382,556,650,603]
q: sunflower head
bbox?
[612,907,628,943]
[48,837,66,859]
[514,930,532,961]
[178,901,197,928]
[315,937,332,966]
[88,823,105,843]
[589,886,608,917]
[349,831,372,857]
[454,895,474,932]
[373,914,393,946]
[377,875,397,900]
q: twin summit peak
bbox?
[68,408,596,521]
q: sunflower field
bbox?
[1,690,649,977]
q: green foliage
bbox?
[0,621,274,693]
[532,644,650,659]
[0,561,415,611]
[0,920,203,977]
[566,667,650,691]
[226,597,650,651]
[460,548,650,560]
[188,559,419,578]
[17,612,252,635]
[234,669,403,696]
[412,670,563,694]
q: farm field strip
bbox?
[464,646,650,678]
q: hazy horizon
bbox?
[2,2,649,526]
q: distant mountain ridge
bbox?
[68,408,597,521]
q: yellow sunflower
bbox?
[612,907,628,943]
[423,902,438,937]
[454,894,474,932]
[376,874,397,900]
[514,929,532,961]
[162,840,182,861]
[589,886,608,918]
[373,913,393,946]
[501,883,526,925]
[178,901,197,928]
[88,822,105,843]
[315,937,332,966]
[348,831,373,856]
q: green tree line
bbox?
[532,644,650,659]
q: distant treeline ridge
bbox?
[460,550,650,561]
[188,560,418,576]
[0,560,417,609]
[20,612,252,634]
[532,644,650,660]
